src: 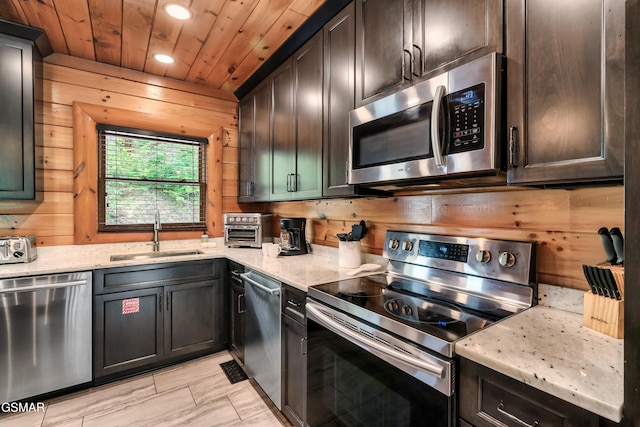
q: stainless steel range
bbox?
[306,231,536,427]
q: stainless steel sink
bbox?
[110,249,204,262]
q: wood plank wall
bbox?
[0,54,238,246]
[0,53,624,291]
[268,187,624,290]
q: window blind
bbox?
[97,124,207,232]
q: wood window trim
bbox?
[72,102,223,245]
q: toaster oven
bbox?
[0,236,37,264]
[224,213,273,248]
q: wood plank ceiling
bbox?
[0,0,327,96]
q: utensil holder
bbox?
[339,241,361,269]
[582,265,624,339]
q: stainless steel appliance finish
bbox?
[0,236,37,264]
[306,231,536,427]
[349,53,503,190]
[224,213,272,248]
[241,269,282,409]
[0,272,92,402]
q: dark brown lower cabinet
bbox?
[164,280,217,359]
[94,287,164,379]
[282,285,307,427]
[459,358,600,427]
[94,261,225,383]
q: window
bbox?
[97,124,207,232]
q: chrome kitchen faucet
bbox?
[152,209,162,251]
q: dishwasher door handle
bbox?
[0,280,88,295]
[240,273,280,296]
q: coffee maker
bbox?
[279,218,308,256]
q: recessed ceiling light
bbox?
[164,3,192,20]
[154,54,175,64]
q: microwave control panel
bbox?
[448,83,485,154]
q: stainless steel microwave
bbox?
[349,53,503,190]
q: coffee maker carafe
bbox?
[279,218,308,256]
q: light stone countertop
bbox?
[455,305,624,422]
[0,239,623,422]
[0,238,386,291]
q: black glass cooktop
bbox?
[310,274,495,345]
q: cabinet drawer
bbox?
[459,358,599,427]
[282,284,306,324]
[95,260,218,294]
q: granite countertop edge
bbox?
[0,238,385,291]
[455,305,624,423]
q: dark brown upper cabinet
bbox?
[322,3,357,197]
[238,80,271,202]
[355,0,410,106]
[412,0,502,79]
[355,0,503,107]
[0,20,50,200]
[270,32,324,201]
[506,0,625,186]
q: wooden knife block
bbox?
[583,264,624,339]
[583,265,624,339]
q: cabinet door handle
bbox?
[497,401,539,427]
[286,174,291,192]
[158,294,162,313]
[412,44,422,77]
[238,294,245,314]
[300,336,307,355]
[509,126,519,167]
[402,49,413,81]
[293,173,299,192]
[166,292,170,311]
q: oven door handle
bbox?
[306,303,445,379]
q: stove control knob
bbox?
[498,251,516,268]
[475,250,491,263]
[402,241,414,252]
[388,239,400,250]
[401,305,413,316]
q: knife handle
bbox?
[609,227,624,265]
[598,227,617,264]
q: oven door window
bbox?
[307,319,454,427]
[225,227,258,241]
[352,103,432,169]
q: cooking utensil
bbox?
[582,264,622,300]
[597,227,617,264]
[351,224,363,241]
[359,220,368,238]
[345,263,382,276]
[598,267,621,300]
[609,227,624,265]
[582,265,599,295]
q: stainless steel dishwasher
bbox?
[0,272,92,402]
[241,269,282,409]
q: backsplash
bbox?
[0,58,623,293]
[269,186,624,290]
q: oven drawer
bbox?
[459,358,599,427]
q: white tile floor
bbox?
[0,351,289,427]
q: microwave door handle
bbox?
[431,85,446,167]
